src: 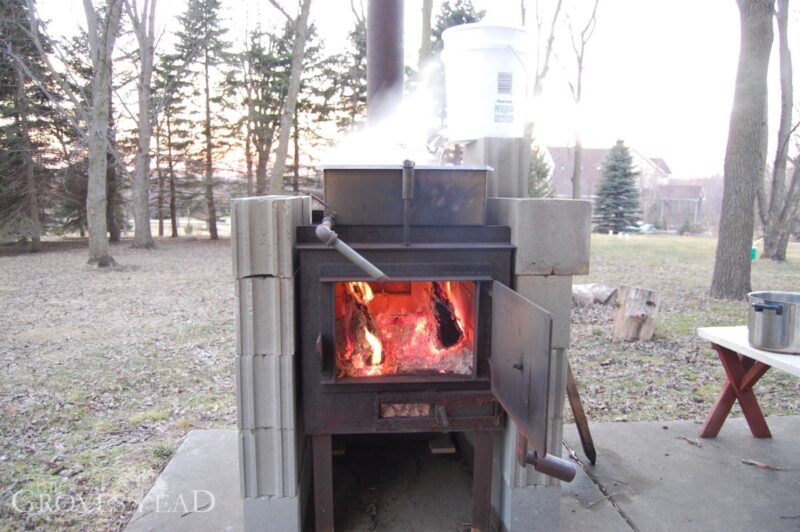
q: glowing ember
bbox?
[335,281,476,378]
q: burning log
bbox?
[431,282,464,348]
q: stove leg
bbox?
[312,434,334,532]
[471,431,493,532]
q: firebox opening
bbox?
[334,280,477,379]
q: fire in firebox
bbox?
[334,280,476,378]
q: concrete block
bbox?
[515,276,573,349]
[236,277,295,357]
[243,496,301,532]
[501,484,561,532]
[236,355,296,430]
[487,198,591,276]
[239,428,304,498]
[463,137,530,198]
[231,195,311,279]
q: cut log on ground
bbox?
[572,283,618,307]
[612,285,661,341]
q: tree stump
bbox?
[612,285,661,341]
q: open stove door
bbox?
[490,281,576,482]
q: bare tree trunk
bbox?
[268,0,312,195]
[126,0,157,249]
[156,124,164,237]
[203,51,218,239]
[571,135,582,199]
[106,62,121,243]
[533,0,563,96]
[85,0,123,267]
[293,105,300,194]
[255,146,268,195]
[567,0,598,200]
[759,0,796,261]
[106,150,120,242]
[166,114,178,238]
[245,112,253,197]
[711,0,774,300]
[419,0,433,67]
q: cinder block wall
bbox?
[231,196,311,532]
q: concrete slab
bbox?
[126,430,242,532]
[127,418,800,532]
[560,460,631,532]
[563,416,800,532]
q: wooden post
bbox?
[611,285,661,341]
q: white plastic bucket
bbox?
[442,23,531,141]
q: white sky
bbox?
[38,0,797,178]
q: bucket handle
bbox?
[753,302,784,315]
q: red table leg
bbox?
[699,344,772,438]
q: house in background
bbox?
[547,146,704,230]
[645,183,705,229]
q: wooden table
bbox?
[697,326,800,438]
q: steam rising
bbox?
[319,61,445,166]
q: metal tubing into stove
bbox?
[315,215,389,282]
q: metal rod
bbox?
[402,159,415,246]
[567,361,597,465]
[316,215,389,282]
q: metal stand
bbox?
[311,431,495,532]
[312,434,334,532]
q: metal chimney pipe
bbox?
[367,0,404,125]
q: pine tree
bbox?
[153,51,193,237]
[175,0,232,240]
[593,140,641,234]
[0,0,56,250]
[432,0,485,52]
[528,143,555,198]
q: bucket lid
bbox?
[442,22,530,51]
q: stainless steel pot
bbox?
[748,291,800,354]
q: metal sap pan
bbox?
[748,291,800,354]
[321,165,489,225]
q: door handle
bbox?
[517,433,576,482]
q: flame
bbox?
[348,281,374,303]
[364,328,383,365]
[336,281,477,378]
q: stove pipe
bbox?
[367,0,404,125]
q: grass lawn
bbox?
[570,233,800,423]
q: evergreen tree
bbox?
[528,143,555,198]
[153,51,193,237]
[593,140,641,233]
[432,0,485,52]
[0,0,56,250]
[329,13,367,129]
[175,0,232,240]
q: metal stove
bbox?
[296,163,575,531]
